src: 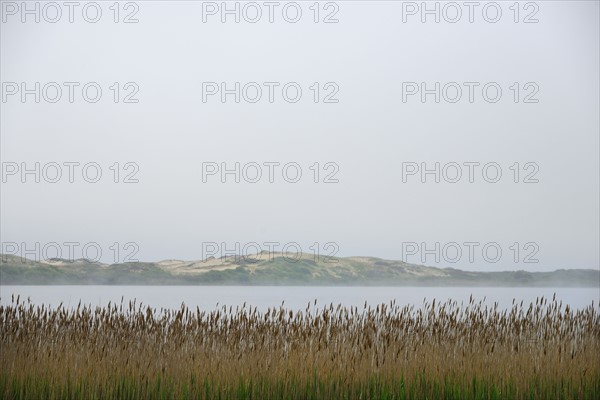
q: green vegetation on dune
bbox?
[0,253,598,286]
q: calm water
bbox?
[1,286,598,311]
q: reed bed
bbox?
[1,295,599,399]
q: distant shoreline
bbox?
[2,253,598,287]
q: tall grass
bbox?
[1,295,599,399]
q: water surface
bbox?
[1,286,597,311]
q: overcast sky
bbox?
[1,1,598,271]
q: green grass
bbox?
[1,374,599,399]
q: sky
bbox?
[1,0,598,271]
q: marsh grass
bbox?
[1,295,599,399]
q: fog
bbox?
[1,1,598,271]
